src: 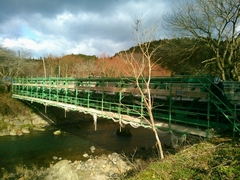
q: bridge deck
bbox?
[12,94,211,137]
[11,75,240,137]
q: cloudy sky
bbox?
[0,0,178,58]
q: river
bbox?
[0,119,171,176]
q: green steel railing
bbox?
[11,75,240,137]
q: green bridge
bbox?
[11,75,240,137]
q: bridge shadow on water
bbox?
[56,119,172,152]
[34,102,174,154]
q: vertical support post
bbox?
[30,76,33,97]
[36,77,38,98]
[87,78,90,108]
[118,79,122,120]
[93,114,97,131]
[11,77,14,94]
[168,74,173,131]
[101,78,104,111]
[43,57,46,78]
[22,77,25,95]
[26,76,28,96]
[140,77,144,124]
[65,78,68,103]
[207,88,211,138]
[75,82,78,105]
[216,110,219,133]
[16,77,18,94]
[141,95,144,125]
[42,77,45,100]
[118,78,123,131]
[57,76,59,102]
[233,102,237,137]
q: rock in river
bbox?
[53,130,61,135]
[45,160,79,180]
[21,127,30,134]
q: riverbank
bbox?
[1,136,239,180]
[0,113,49,136]
[127,137,240,180]
[0,93,50,136]
[1,151,138,180]
[0,92,93,136]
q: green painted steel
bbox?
[11,75,240,137]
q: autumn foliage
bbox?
[36,53,170,78]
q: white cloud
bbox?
[0,0,178,58]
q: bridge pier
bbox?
[45,104,47,113]
[116,125,132,137]
[93,114,97,131]
[64,108,68,118]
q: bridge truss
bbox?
[12,75,240,137]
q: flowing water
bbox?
[0,119,171,176]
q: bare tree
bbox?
[74,58,96,77]
[120,18,164,159]
[165,0,240,80]
[0,47,32,81]
[95,54,109,77]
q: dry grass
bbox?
[125,137,240,180]
[1,163,47,180]
[0,93,32,117]
[0,92,34,131]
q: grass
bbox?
[125,137,240,180]
[0,92,34,131]
[0,92,34,116]
[1,163,47,180]
[0,119,7,129]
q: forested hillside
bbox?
[0,37,235,80]
[121,38,216,76]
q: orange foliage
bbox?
[95,55,170,77]
[36,54,170,78]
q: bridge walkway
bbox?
[11,75,240,137]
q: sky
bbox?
[0,0,178,58]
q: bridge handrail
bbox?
[11,75,240,137]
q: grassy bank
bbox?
[0,92,32,116]
[0,92,34,130]
[126,137,240,180]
